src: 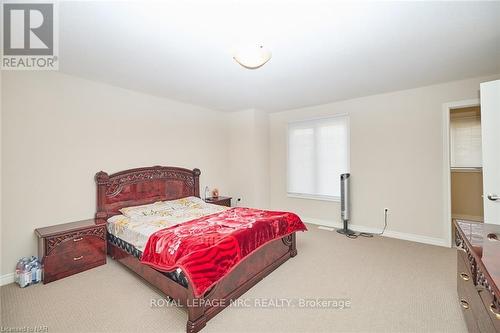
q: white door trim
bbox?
[442,98,480,247]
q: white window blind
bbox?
[287,115,349,201]
[450,116,482,168]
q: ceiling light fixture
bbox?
[233,45,272,70]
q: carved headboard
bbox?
[94,166,200,224]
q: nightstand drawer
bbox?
[43,234,105,282]
[46,234,105,262]
[204,196,232,207]
[213,198,231,207]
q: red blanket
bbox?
[140,207,307,297]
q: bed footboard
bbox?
[186,233,297,333]
[107,233,297,333]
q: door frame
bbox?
[442,98,480,247]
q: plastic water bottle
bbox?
[15,256,42,287]
[30,257,42,284]
[15,258,27,285]
[15,257,31,288]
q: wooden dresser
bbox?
[35,219,106,283]
[454,220,500,332]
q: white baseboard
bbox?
[1,273,15,286]
[303,217,449,248]
[317,226,335,232]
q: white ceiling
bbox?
[59,1,500,112]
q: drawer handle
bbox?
[73,256,84,261]
[490,303,500,320]
[460,272,470,281]
[73,237,83,242]
[460,299,470,309]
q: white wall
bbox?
[269,74,500,245]
[227,109,269,208]
[3,70,500,278]
[1,71,230,276]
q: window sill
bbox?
[451,167,482,173]
[287,193,340,202]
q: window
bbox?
[450,114,482,168]
[287,115,349,201]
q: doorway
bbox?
[449,106,484,223]
[443,99,481,247]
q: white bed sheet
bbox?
[107,196,228,252]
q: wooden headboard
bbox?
[94,166,200,224]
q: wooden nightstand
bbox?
[204,196,232,207]
[35,219,106,283]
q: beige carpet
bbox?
[1,224,466,332]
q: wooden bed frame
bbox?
[94,166,298,333]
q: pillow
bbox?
[170,196,206,209]
[119,196,205,218]
[119,201,174,218]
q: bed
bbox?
[94,166,303,333]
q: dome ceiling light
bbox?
[233,45,272,69]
